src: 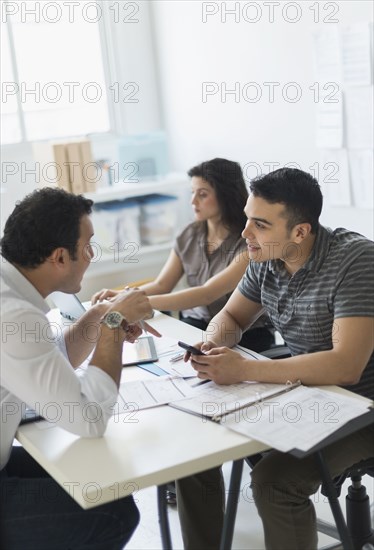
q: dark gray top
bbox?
[174,222,247,322]
[238,225,374,399]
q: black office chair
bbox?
[317,457,374,550]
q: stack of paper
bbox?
[223,386,370,453]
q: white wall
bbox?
[151,0,373,238]
[0,0,162,229]
[1,0,372,293]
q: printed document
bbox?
[169,380,296,420]
[118,376,196,411]
[223,386,370,453]
[152,336,266,378]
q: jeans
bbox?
[1,446,140,550]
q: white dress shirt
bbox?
[0,262,118,469]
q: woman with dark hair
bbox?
[92,158,274,352]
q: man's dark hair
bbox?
[1,187,93,268]
[249,168,323,234]
[188,158,248,233]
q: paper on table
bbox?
[152,335,201,377]
[120,334,269,381]
[233,344,270,361]
[169,380,295,420]
[117,376,196,411]
[223,386,370,453]
[156,338,267,378]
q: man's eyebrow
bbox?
[244,214,273,226]
[253,217,272,226]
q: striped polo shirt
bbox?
[238,225,374,399]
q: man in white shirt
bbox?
[0,187,159,549]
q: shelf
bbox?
[83,173,191,280]
[84,241,173,278]
[85,173,189,203]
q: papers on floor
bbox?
[223,385,370,453]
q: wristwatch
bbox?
[100,311,129,331]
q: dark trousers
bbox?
[176,467,225,550]
[175,315,276,549]
[0,446,140,550]
[176,424,374,550]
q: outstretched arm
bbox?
[91,249,184,303]
[149,251,249,312]
[137,250,184,295]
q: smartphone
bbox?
[178,341,206,355]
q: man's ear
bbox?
[293,223,312,242]
[47,248,68,267]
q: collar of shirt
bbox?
[268,225,332,276]
[1,261,50,315]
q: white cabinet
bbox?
[80,174,190,299]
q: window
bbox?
[1,0,111,144]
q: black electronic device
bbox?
[177,341,206,355]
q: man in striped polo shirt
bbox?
[179,168,373,550]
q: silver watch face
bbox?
[103,311,124,329]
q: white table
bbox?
[16,312,269,510]
[16,311,371,549]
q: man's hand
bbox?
[190,347,249,385]
[125,321,161,341]
[183,339,219,362]
[109,288,153,324]
[91,288,121,304]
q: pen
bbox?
[169,352,185,363]
[139,320,148,335]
